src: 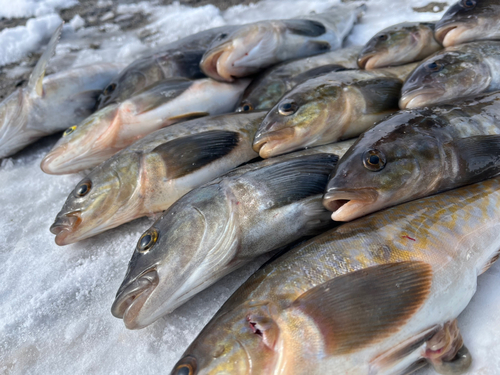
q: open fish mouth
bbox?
[50,211,82,245]
[399,87,445,109]
[111,269,159,329]
[357,53,379,70]
[201,44,234,82]
[323,188,378,222]
[253,126,295,158]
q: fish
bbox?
[399,41,500,109]
[253,63,416,159]
[40,77,250,174]
[0,23,125,159]
[49,112,265,246]
[237,46,361,112]
[435,0,500,47]
[358,22,442,69]
[323,91,500,222]
[96,26,239,109]
[111,140,355,329]
[171,176,500,374]
[200,4,365,82]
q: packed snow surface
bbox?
[0,0,499,374]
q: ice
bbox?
[0,0,76,19]
[0,0,499,374]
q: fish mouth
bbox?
[323,188,379,222]
[111,269,159,329]
[200,45,235,82]
[358,53,380,70]
[434,24,462,47]
[253,127,295,158]
[40,147,67,174]
[399,87,445,109]
[50,211,82,246]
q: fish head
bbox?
[201,23,278,81]
[171,301,281,375]
[399,48,490,109]
[435,0,500,47]
[323,110,441,221]
[111,185,235,329]
[358,22,433,69]
[40,103,122,174]
[50,153,141,245]
[253,81,341,158]
[238,78,287,113]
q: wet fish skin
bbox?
[96,26,239,109]
[111,140,355,330]
[358,22,441,69]
[400,41,500,109]
[0,24,125,159]
[172,176,500,375]
[253,64,416,159]
[324,91,500,222]
[49,112,265,246]
[41,77,250,174]
[435,0,500,47]
[200,5,364,82]
[238,46,361,112]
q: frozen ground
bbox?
[0,0,499,374]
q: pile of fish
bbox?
[3,0,500,373]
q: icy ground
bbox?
[0,0,499,374]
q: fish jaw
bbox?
[253,127,297,158]
[399,87,446,109]
[200,45,234,82]
[50,211,82,246]
[358,53,382,70]
[323,188,379,222]
[111,270,160,330]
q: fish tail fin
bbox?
[27,22,64,97]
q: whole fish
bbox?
[41,77,250,174]
[171,177,500,375]
[238,46,361,112]
[400,41,500,109]
[358,22,441,69]
[253,64,416,158]
[111,140,355,329]
[0,24,124,159]
[96,26,239,109]
[323,91,500,222]
[200,4,364,82]
[49,112,264,246]
[435,0,500,47]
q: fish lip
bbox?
[357,53,376,69]
[253,127,295,158]
[50,211,82,245]
[40,147,67,175]
[111,269,159,329]
[200,44,234,82]
[434,24,458,46]
[323,188,378,222]
[399,87,445,109]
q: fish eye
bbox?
[426,62,442,72]
[137,228,158,253]
[461,0,476,8]
[362,149,386,171]
[103,83,116,96]
[172,356,197,375]
[238,102,253,112]
[377,34,388,41]
[63,125,77,137]
[278,100,298,116]
[75,180,92,197]
[217,33,228,41]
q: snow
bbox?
[0,0,499,374]
[0,0,76,19]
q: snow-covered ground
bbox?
[1,0,499,374]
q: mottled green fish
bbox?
[111,140,355,329]
[324,91,500,222]
[172,176,500,374]
[358,22,442,69]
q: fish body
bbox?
[172,177,500,374]
[0,24,124,158]
[111,140,355,329]
[324,91,500,222]
[400,41,500,109]
[435,0,500,47]
[253,64,416,158]
[200,5,364,82]
[96,26,239,109]
[49,112,264,246]
[358,22,442,69]
[238,46,361,112]
[41,77,250,174]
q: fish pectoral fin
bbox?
[27,22,64,97]
[151,130,241,179]
[302,40,331,54]
[356,78,403,114]
[283,19,327,37]
[291,261,433,355]
[167,112,209,122]
[133,78,193,114]
[252,153,338,209]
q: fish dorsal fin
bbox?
[283,19,327,37]
[294,64,347,85]
[28,22,63,97]
[249,153,338,209]
[355,77,403,114]
[291,261,433,355]
[152,130,240,179]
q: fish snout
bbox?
[253,127,294,158]
[323,188,379,222]
[40,145,69,175]
[399,85,445,109]
[434,24,458,46]
[50,211,82,245]
[200,45,234,82]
